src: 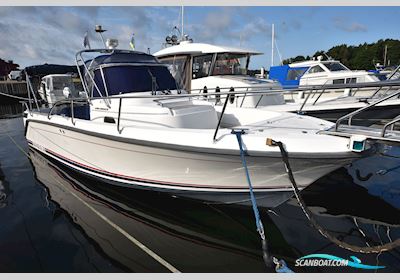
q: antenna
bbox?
[274,39,283,65]
[322,52,332,60]
[384,45,388,67]
[83,31,91,49]
[95,25,107,48]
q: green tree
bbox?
[281,39,400,70]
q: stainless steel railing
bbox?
[334,88,400,130]
[25,75,400,140]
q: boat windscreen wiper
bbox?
[161,89,172,95]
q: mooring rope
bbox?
[268,139,400,254]
[0,91,30,101]
[232,129,294,273]
[233,130,265,240]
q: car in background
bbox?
[8,70,22,81]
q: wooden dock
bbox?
[0,80,28,97]
[0,103,23,117]
[0,80,29,104]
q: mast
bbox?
[384,44,388,67]
[181,6,184,40]
[271,23,275,67]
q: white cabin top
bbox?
[42,74,73,79]
[154,41,262,57]
[153,40,281,100]
[288,59,351,72]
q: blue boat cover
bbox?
[89,51,159,66]
[269,65,309,88]
[92,65,177,97]
[86,52,178,97]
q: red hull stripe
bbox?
[27,140,292,190]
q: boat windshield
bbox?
[52,77,75,91]
[158,56,190,90]
[323,62,349,72]
[212,53,249,76]
[91,65,178,97]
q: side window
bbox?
[287,69,307,80]
[333,79,345,84]
[46,78,52,91]
[41,82,46,93]
[308,65,325,74]
[192,54,213,79]
[159,56,189,89]
[346,78,357,84]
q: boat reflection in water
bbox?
[0,163,11,209]
[29,148,272,272]
[272,144,400,272]
[29,146,400,272]
[348,144,400,209]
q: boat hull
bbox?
[25,119,352,208]
[295,102,400,126]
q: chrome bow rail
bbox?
[317,86,400,143]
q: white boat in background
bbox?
[23,40,369,208]
[154,37,400,125]
[269,56,382,89]
[37,74,81,106]
[260,94,400,126]
[154,39,284,108]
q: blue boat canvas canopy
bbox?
[269,65,309,89]
[82,50,178,98]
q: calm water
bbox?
[0,107,399,272]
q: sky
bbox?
[0,6,399,69]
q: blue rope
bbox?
[233,130,294,273]
[275,260,293,273]
[232,130,265,240]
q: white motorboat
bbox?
[23,45,369,208]
[153,39,284,108]
[37,74,80,106]
[269,56,381,89]
[260,93,400,126]
[154,38,400,125]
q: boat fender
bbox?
[229,87,235,104]
[215,86,221,104]
[203,86,208,99]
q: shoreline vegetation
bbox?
[281,38,400,70]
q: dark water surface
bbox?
[0,109,399,272]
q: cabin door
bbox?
[158,55,191,91]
